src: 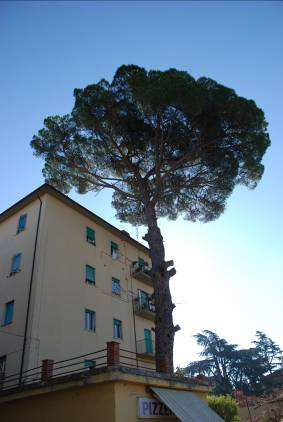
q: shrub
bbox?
[207,395,239,422]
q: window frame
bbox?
[111,277,121,296]
[113,318,122,339]
[10,253,22,276]
[17,214,27,234]
[86,227,96,245]
[111,241,119,259]
[85,264,96,285]
[84,309,96,332]
[3,301,14,326]
[84,359,96,369]
[0,355,7,375]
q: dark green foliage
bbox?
[31,65,270,226]
[253,331,283,374]
[183,330,282,396]
[31,65,270,373]
[208,395,239,422]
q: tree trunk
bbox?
[143,205,175,373]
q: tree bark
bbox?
[143,205,175,373]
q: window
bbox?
[0,355,6,379]
[144,328,153,354]
[112,278,121,296]
[84,309,95,332]
[10,253,21,275]
[3,301,14,326]
[139,290,150,307]
[111,241,119,259]
[84,359,96,369]
[113,319,122,339]
[86,227,95,245]
[138,257,145,268]
[17,214,27,234]
[85,265,95,285]
[138,257,149,270]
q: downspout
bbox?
[19,194,42,384]
[130,264,139,367]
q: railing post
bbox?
[41,359,54,383]
[107,341,120,367]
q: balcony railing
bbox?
[132,262,153,286]
[133,298,155,321]
[0,341,156,394]
[136,339,155,359]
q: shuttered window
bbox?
[111,241,119,259]
[86,227,96,245]
[85,265,95,284]
[3,301,14,326]
[17,214,27,233]
[84,309,96,332]
[113,319,122,339]
[112,278,121,295]
[10,253,22,275]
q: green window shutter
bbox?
[111,241,119,258]
[11,253,22,275]
[85,265,95,284]
[111,241,118,252]
[17,214,27,233]
[138,257,145,268]
[4,301,14,325]
[86,227,95,245]
[84,360,96,369]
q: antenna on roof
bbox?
[136,226,139,240]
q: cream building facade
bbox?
[0,184,155,380]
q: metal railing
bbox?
[0,342,155,394]
[134,299,155,313]
[132,261,151,275]
[136,339,155,356]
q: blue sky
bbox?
[0,1,282,366]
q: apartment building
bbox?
[0,184,155,380]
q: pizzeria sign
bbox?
[138,397,175,419]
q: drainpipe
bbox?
[19,195,42,384]
[130,265,139,367]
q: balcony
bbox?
[132,262,153,286]
[133,297,155,321]
[136,339,155,360]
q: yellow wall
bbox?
[0,382,115,422]
[0,198,44,376]
[0,190,155,378]
[0,373,209,422]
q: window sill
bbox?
[16,230,25,235]
[85,280,96,286]
[113,337,123,342]
[86,240,96,246]
[1,322,13,327]
[8,270,21,277]
[112,292,121,297]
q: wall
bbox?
[0,189,155,379]
[0,382,115,422]
[0,198,43,376]
[28,193,154,370]
[0,371,209,422]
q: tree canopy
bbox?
[182,330,282,395]
[31,65,270,226]
[31,65,270,373]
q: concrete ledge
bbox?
[0,366,210,403]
